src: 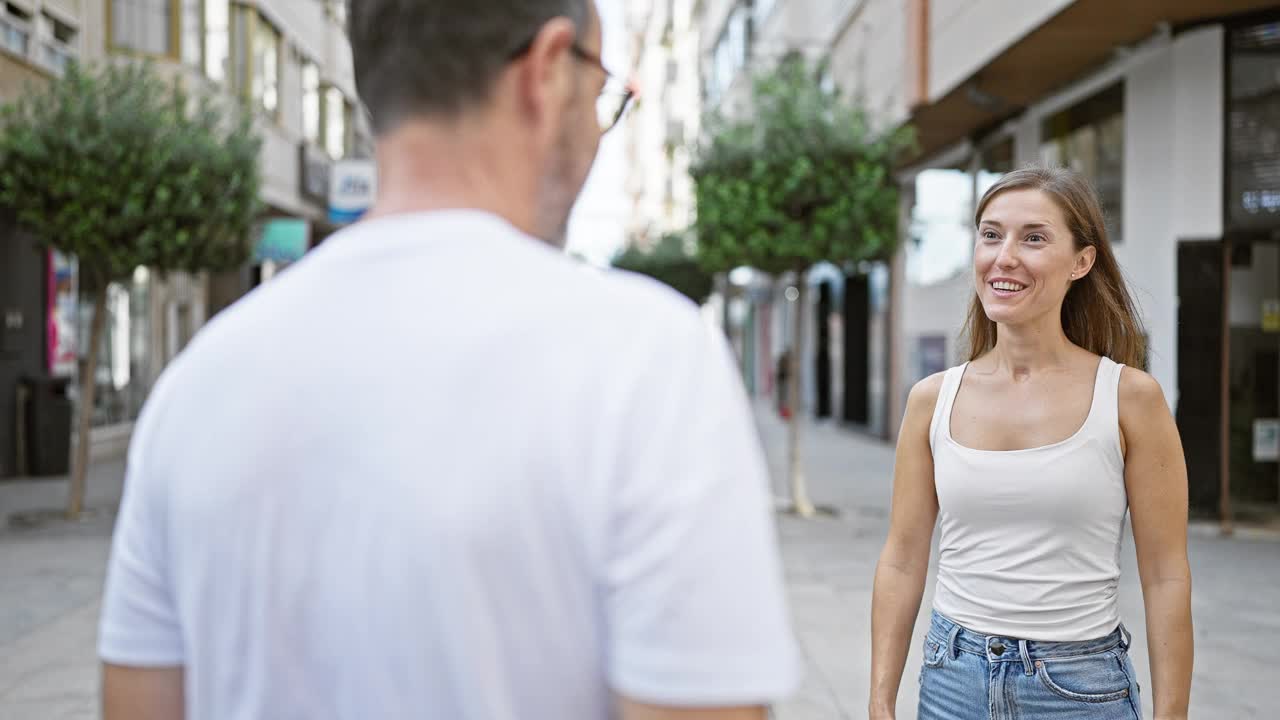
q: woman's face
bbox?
[974,189,1095,328]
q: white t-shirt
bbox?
[99,210,800,719]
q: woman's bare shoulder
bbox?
[903,371,948,424]
[1118,366,1169,422]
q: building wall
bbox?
[1172,26,1225,241]
[827,0,910,127]
[928,0,1074,103]
[0,54,52,104]
[626,0,701,248]
[754,0,850,60]
[1117,40,1178,405]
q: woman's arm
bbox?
[869,374,943,719]
[1120,369,1194,720]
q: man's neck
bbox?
[364,118,540,238]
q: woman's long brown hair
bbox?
[963,166,1147,368]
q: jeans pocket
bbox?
[923,637,948,669]
[919,637,947,686]
[1035,651,1133,703]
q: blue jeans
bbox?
[918,611,1142,720]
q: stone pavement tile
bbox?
[0,457,128,522]
[0,699,96,720]
[773,689,847,720]
[0,601,100,719]
[772,636,851,720]
[0,518,112,647]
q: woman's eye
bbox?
[1026,234,1046,244]
[981,230,999,241]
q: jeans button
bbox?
[990,642,1006,656]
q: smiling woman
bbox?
[964,166,1146,369]
[869,165,1193,720]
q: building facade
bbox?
[625,0,702,250]
[0,0,370,477]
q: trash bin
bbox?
[21,374,72,476]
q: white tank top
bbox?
[928,357,1128,642]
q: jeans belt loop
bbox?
[1118,622,1133,651]
[1018,639,1034,675]
[947,624,962,660]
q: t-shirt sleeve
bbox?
[98,399,184,667]
[605,315,801,706]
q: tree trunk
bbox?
[788,277,816,517]
[67,287,108,519]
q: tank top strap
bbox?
[1082,357,1126,465]
[929,364,968,454]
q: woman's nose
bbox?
[994,238,1020,268]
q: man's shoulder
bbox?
[583,265,702,320]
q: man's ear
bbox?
[510,18,578,130]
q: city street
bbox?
[1,410,1278,718]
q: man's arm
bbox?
[103,665,184,720]
[100,373,186,717]
[603,309,799,710]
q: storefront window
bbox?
[1227,21,1280,232]
[907,166,972,286]
[1223,20,1280,516]
[48,251,78,377]
[73,267,152,427]
[1040,82,1124,242]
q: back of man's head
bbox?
[349,0,592,136]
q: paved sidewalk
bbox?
[1,412,1278,718]
[0,459,121,720]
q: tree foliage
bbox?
[0,61,262,518]
[612,233,714,305]
[0,61,262,287]
[690,55,913,274]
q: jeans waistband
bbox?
[927,610,1131,669]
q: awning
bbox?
[906,0,1280,165]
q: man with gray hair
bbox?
[99,2,800,718]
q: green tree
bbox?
[611,232,714,305]
[0,62,261,517]
[691,55,912,516]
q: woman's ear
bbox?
[1072,245,1097,281]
